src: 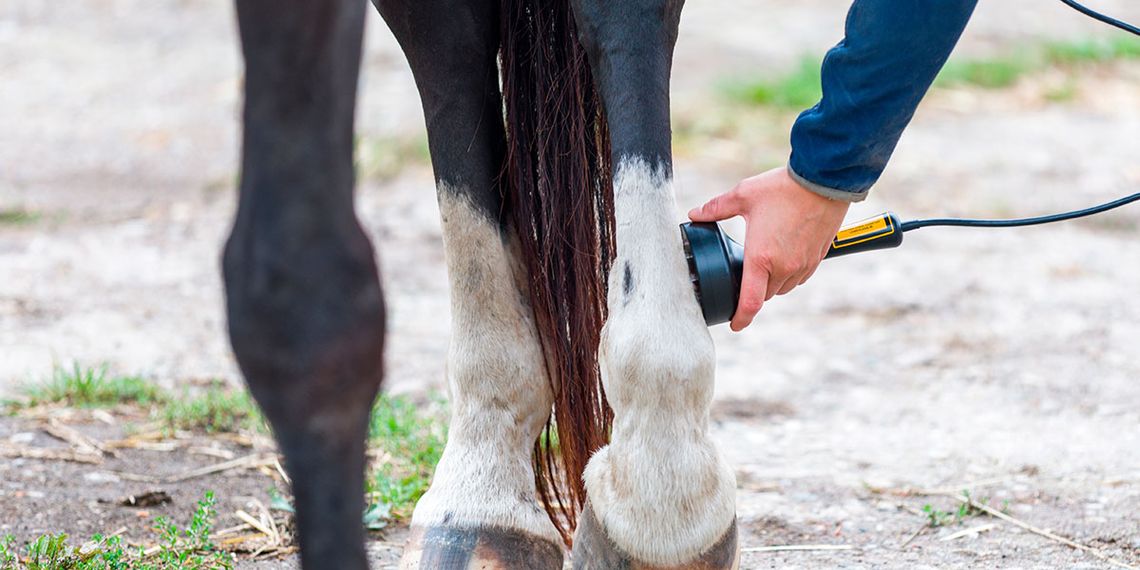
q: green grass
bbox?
[161,384,264,434]
[934,55,1032,89]
[367,394,447,519]
[355,135,431,181]
[921,491,1001,528]
[718,57,824,110]
[1044,35,1140,65]
[14,364,450,525]
[263,394,449,524]
[0,208,40,226]
[14,365,260,436]
[721,36,1140,109]
[0,492,232,570]
[23,365,164,408]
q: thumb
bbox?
[688,190,744,222]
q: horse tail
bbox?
[499,0,614,546]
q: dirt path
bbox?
[2,0,1139,568]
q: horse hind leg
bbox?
[399,192,564,569]
[225,1,382,568]
[569,0,740,567]
[374,0,564,567]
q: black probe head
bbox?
[680,222,744,326]
[681,213,906,326]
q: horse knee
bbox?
[222,224,386,428]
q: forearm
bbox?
[789,0,978,201]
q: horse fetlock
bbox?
[587,308,732,565]
[600,317,715,412]
[410,438,560,543]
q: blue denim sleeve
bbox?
[788,0,978,201]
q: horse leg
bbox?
[224,1,383,568]
[569,0,739,567]
[373,1,564,567]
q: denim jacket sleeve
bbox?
[788,0,978,202]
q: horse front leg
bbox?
[224,1,383,568]
[569,0,739,567]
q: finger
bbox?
[777,273,801,296]
[688,189,745,222]
[768,272,792,299]
[798,262,820,286]
[730,257,770,332]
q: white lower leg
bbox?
[408,189,560,544]
[582,159,736,565]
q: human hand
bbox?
[688,166,850,331]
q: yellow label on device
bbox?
[832,214,895,249]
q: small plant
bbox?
[9,533,129,570]
[1,535,18,568]
[922,491,991,528]
[267,486,294,514]
[922,504,956,528]
[25,533,79,569]
[23,364,163,408]
[149,492,233,569]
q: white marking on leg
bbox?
[408,189,560,544]
[582,158,737,565]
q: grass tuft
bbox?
[922,490,994,528]
[935,56,1032,89]
[366,394,447,519]
[161,384,264,434]
[718,57,823,110]
[23,365,164,408]
[355,135,431,181]
[0,208,41,226]
[1044,35,1140,65]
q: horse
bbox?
[223,0,737,567]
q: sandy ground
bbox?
[2,0,1139,568]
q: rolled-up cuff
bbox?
[786,164,869,203]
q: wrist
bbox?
[785,163,869,204]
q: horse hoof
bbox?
[399,525,564,570]
[571,503,740,570]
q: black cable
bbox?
[897,1,1139,233]
[901,192,1140,231]
[1057,0,1140,36]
